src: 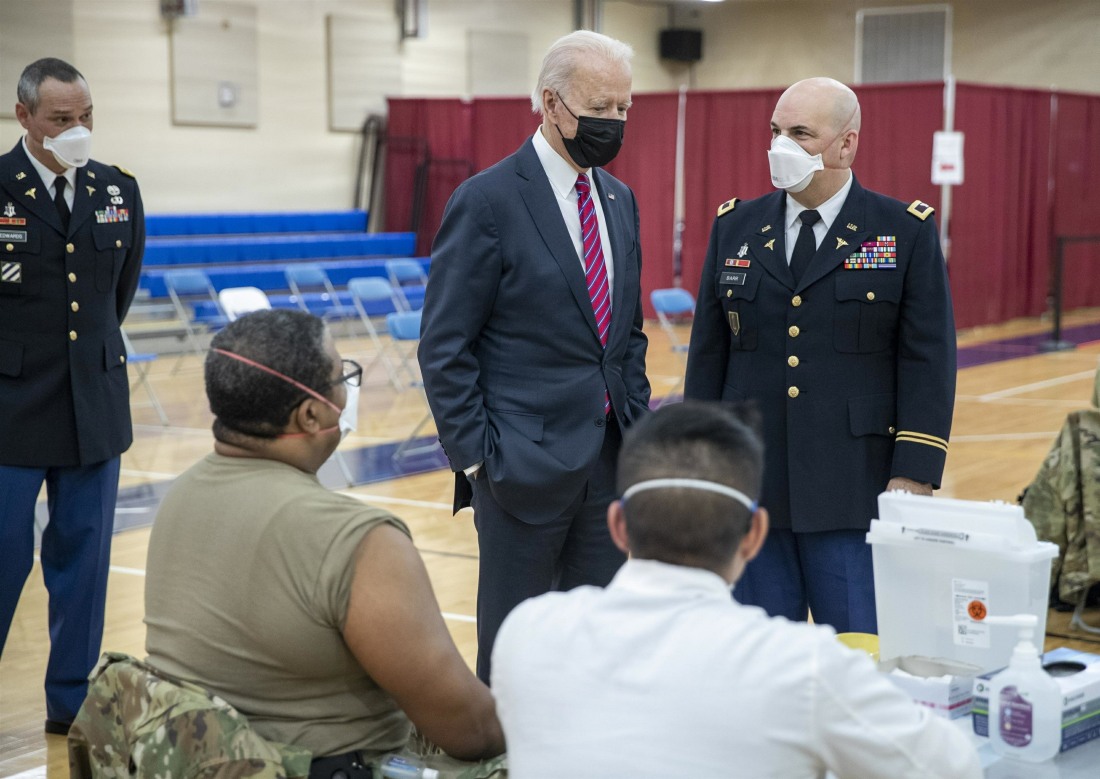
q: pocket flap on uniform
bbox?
[849,393,896,437]
[92,224,132,251]
[835,272,902,304]
[0,337,23,377]
[488,408,544,442]
[1,228,40,254]
[103,330,128,371]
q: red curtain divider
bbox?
[385,83,1100,330]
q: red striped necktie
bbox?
[575,173,612,414]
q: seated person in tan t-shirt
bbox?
[144,309,503,764]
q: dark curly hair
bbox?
[205,309,333,441]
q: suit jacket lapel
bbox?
[515,140,601,343]
[1,142,64,235]
[592,168,627,345]
[749,192,793,290]
[797,177,871,292]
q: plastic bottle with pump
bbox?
[983,614,1062,763]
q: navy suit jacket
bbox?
[418,138,650,523]
[685,177,956,533]
[0,142,145,467]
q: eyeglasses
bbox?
[326,359,363,389]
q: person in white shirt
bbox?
[491,401,981,779]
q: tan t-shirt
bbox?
[145,453,413,757]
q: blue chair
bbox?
[121,330,169,426]
[163,269,228,369]
[650,288,696,406]
[347,277,406,390]
[385,311,439,462]
[284,263,349,323]
[385,259,428,311]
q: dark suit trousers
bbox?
[0,458,120,722]
[473,418,625,684]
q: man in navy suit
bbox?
[0,58,145,734]
[418,30,650,683]
[685,77,956,634]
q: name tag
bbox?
[0,230,27,242]
[720,271,747,286]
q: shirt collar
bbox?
[533,126,588,199]
[608,558,732,599]
[22,136,76,192]
[784,170,853,232]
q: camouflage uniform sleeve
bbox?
[1022,416,1079,601]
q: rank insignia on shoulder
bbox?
[717,198,738,217]
[111,165,136,179]
[907,200,934,221]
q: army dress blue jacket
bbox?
[685,176,956,533]
[0,141,145,467]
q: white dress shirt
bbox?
[23,136,76,210]
[531,126,615,290]
[492,558,981,779]
[783,171,853,264]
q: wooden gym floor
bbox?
[3,308,1100,777]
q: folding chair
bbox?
[347,277,406,390]
[386,310,440,462]
[121,329,169,426]
[385,258,428,311]
[163,269,228,371]
[650,287,696,406]
[218,286,272,322]
[284,263,351,326]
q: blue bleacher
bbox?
[145,210,369,236]
[137,207,424,308]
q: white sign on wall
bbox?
[932,130,965,185]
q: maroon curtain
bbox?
[603,93,681,314]
[385,84,1100,329]
[951,84,1053,328]
[1051,91,1100,310]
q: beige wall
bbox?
[0,0,1095,213]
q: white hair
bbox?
[530,30,634,115]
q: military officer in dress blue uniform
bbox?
[685,77,956,634]
[0,58,145,735]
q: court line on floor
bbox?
[339,492,452,511]
[977,369,1098,401]
[956,395,1084,408]
[951,431,1060,442]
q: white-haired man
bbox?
[418,30,651,683]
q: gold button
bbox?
[69,330,77,341]
[788,386,800,398]
[66,243,75,254]
[4,243,12,252]
[889,426,896,434]
[788,355,799,367]
[788,325,800,338]
[68,272,77,282]
[866,291,875,301]
[791,295,802,307]
[71,301,79,312]
[120,355,126,364]
[726,290,732,298]
[115,239,122,248]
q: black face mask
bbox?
[554,92,626,169]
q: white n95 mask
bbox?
[767,134,824,193]
[339,382,360,439]
[43,125,92,169]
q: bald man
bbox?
[685,77,956,633]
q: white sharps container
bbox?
[867,491,1059,673]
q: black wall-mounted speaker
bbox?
[659,29,703,63]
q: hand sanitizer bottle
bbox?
[984,614,1062,763]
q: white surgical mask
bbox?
[339,382,359,439]
[43,125,92,169]
[767,134,823,193]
